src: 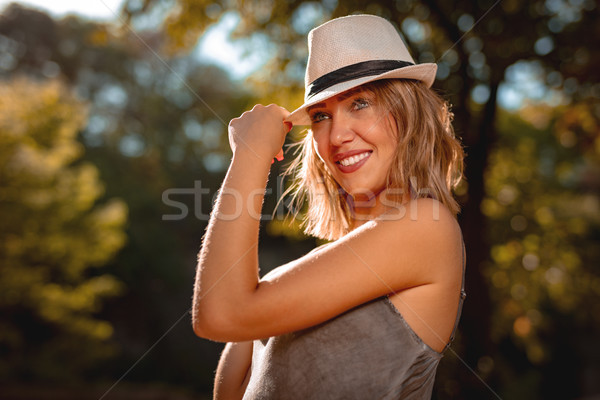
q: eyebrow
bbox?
[306,88,365,114]
[337,87,363,102]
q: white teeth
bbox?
[339,152,369,167]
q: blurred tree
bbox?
[482,100,600,399]
[0,4,277,393]
[121,0,600,398]
[0,78,127,381]
[2,1,598,398]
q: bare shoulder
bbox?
[376,197,463,280]
[378,197,460,242]
[411,198,459,238]
[385,199,464,351]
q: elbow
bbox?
[192,307,224,341]
[192,285,262,341]
[192,303,245,342]
[192,312,210,339]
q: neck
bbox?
[348,188,411,229]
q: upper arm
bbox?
[201,198,462,341]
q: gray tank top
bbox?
[243,243,466,399]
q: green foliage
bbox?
[0,78,127,381]
[124,0,600,108]
[484,101,600,393]
[0,4,262,391]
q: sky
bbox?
[0,0,263,78]
[0,0,124,20]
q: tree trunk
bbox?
[458,81,500,399]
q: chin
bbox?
[345,186,384,201]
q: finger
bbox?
[283,115,295,128]
[272,149,284,164]
[275,148,284,161]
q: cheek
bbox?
[311,133,328,164]
[382,117,400,154]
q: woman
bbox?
[193,14,466,399]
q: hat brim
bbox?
[286,63,437,126]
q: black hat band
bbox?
[306,60,415,99]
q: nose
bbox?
[329,112,354,147]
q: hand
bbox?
[228,104,292,163]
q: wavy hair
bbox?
[283,79,464,241]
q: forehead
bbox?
[306,87,368,113]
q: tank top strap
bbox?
[445,234,466,349]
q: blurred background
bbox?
[0,1,599,399]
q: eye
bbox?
[352,98,370,111]
[310,111,330,123]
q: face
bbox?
[308,87,398,200]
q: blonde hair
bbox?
[284,79,464,241]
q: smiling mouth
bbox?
[336,151,372,167]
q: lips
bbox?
[334,149,372,162]
[339,152,370,166]
[334,150,372,173]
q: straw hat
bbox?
[286,14,437,126]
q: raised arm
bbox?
[192,104,290,339]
